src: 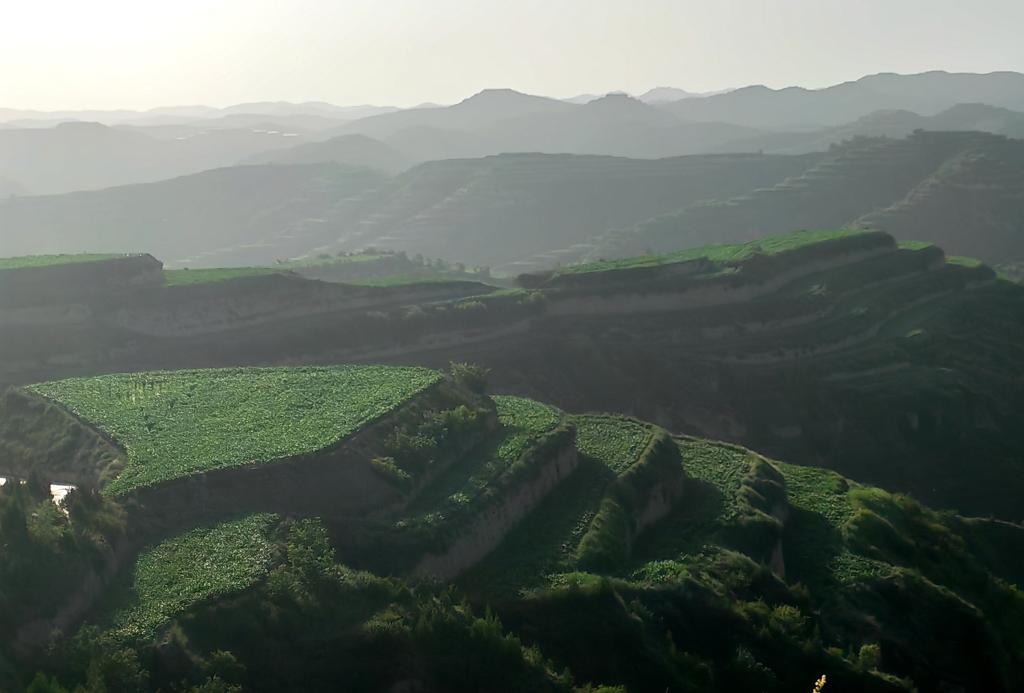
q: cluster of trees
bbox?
[0,473,125,647]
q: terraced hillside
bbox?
[22,366,443,495]
[0,366,519,542]
[0,263,492,384]
[589,131,1024,265]
[9,384,1023,692]
[317,151,819,273]
[855,134,1024,260]
[2,230,1022,522]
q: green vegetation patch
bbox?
[574,415,652,474]
[461,414,657,597]
[492,395,563,462]
[110,514,278,641]
[776,462,892,585]
[162,267,288,286]
[946,255,984,268]
[0,253,127,271]
[395,396,564,548]
[897,240,935,251]
[27,366,443,495]
[560,229,873,275]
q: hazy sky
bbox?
[4,0,1024,111]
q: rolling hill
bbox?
[317,151,819,272]
[0,163,384,265]
[590,130,1024,265]
[0,121,325,195]
[715,102,1024,154]
[241,133,413,174]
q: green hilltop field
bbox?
[23,366,442,494]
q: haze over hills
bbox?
[0,101,398,128]
[712,102,1024,154]
[662,70,1024,129]
[0,163,384,265]
[3,72,1024,199]
[0,151,817,270]
[590,130,1024,265]
[4,128,1024,272]
[241,133,413,174]
[0,121,325,195]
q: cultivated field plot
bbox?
[27,365,442,494]
[557,228,873,275]
[109,514,279,641]
[0,253,127,271]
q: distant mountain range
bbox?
[0,101,399,128]
[3,71,1024,196]
[3,71,1024,271]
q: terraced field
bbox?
[459,413,655,597]
[26,366,443,494]
[401,395,563,525]
[0,253,127,270]
[587,130,1018,263]
[557,228,871,276]
[107,514,279,641]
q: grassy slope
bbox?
[0,253,127,270]
[26,366,442,495]
[557,228,870,275]
[106,514,279,641]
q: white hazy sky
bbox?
[3,0,1024,111]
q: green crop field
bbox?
[27,366,442,495]
[109,514,278,641]
[897,240,935,251]
[492,395,563,462]
[162,267,288,286]
[0,253,127,271]
[946,255,984,268]
[574,415,652,474]
[777,462,892,585]
[558,228,871,275]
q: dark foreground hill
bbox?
[2,365,1022,692]
[2,230,1022,521]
